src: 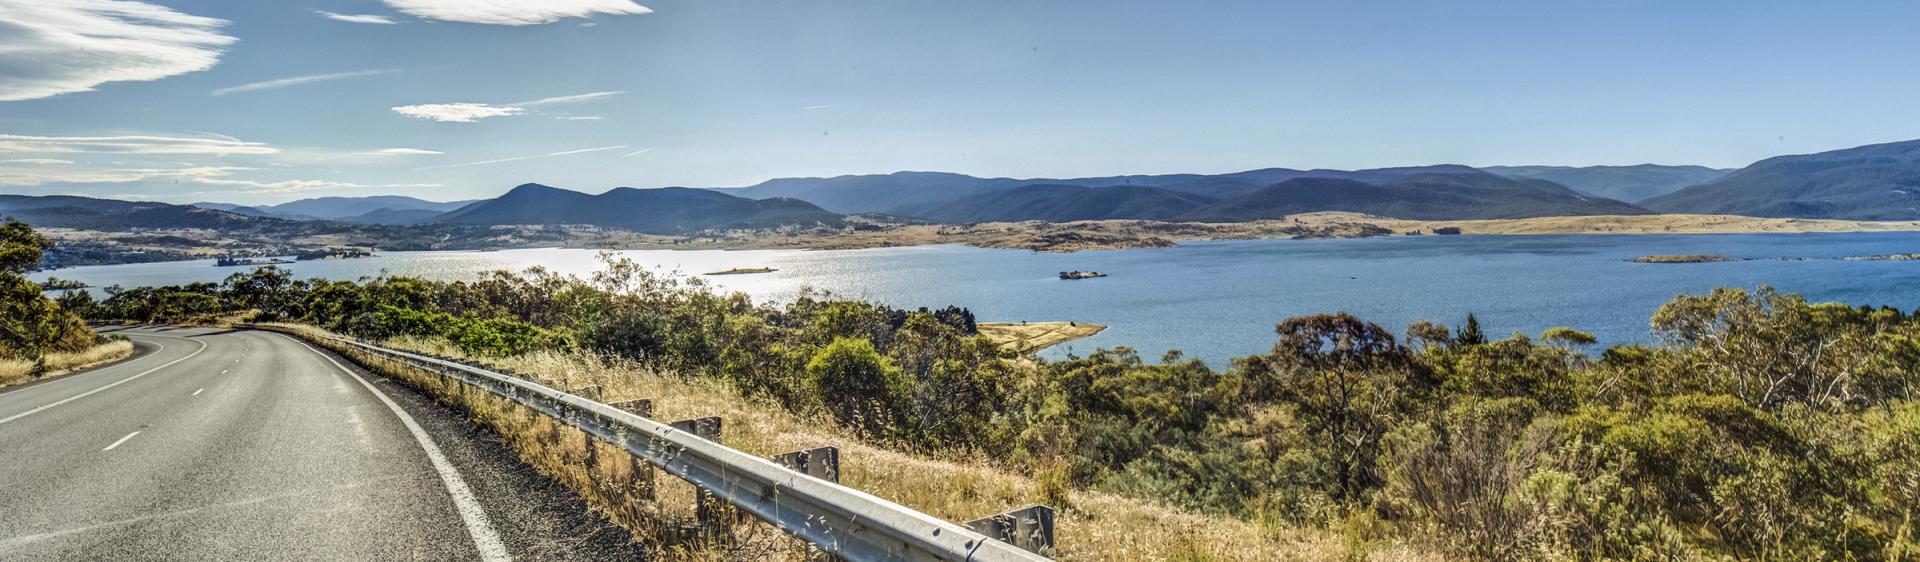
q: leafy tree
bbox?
[0,219,52,274]
[805,337,909,437]
[1239,313,1430,499]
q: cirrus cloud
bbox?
[362,147,444,156]
[380,0,652,26]
[391,103,526,123]
[0,133,277,155]
[0,164,438,193]
[211,69,397,96]
[391,90,624,123]
[0,0,235,102]
[314,10,397,25]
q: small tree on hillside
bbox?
[806,337,911,437]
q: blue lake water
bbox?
[33,232,1920,367]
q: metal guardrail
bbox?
[327,337,1054,562]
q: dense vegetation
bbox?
[0,220,110,375]
[69,244,1920,560]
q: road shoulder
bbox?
[293,337,648,561]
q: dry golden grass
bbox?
[0,340,135,388]
[979,322,1107,355]
[263,323,1443,561]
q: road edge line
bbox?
[0,336,207,426]
[277,334,512,562]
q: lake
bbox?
[32,232,1920,366]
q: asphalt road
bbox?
[0,327,646,561]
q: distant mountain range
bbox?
[433,183,842,234]
[727,164,1652,221]
[890,166,1649,223]
[1645,139,1920,219]
[14,138,1920,235]
[192,196,476,225]
[1482,165,1730,203]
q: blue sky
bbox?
[2,0,1918,205]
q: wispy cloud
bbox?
[0,0,235,102]
[556,116,605,121]
[0,164,437,193]
[360,147,444,156]
[379,0,652,25]
[392,90,624,123]
[513,90,624,107]
[802,104,846,111]
[391,103,526,123]
[621,147,656,158]
[2,158,74,165]
[0,133,276,155]
[417,145,626,170]
[314,10,397,24]
[211,69,397,96]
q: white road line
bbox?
[0,337,209,426]
[192,388,204,396]
[275,334,511,562]
[101,431,140,451]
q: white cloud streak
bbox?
[391,103,526,123]
[379,0,651,25]
[314,10,397,24]
[211,69,397,96]
[3,158,74,165]
[0,164,438,193]
[392,90,623,123]
[0,133,276,155]
[361,147,443,156]
[0,0,236,102]
[513,90,624,107]
[621,147,655,158]
[417,145,626,170]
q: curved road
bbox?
[0,327,645,561]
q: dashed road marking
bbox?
[101,431,141,451]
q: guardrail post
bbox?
[573,385,604,468]
[966,505,1056,556]
[773,446,845,562]
[610,399,655,505]
[771,446,841,483]
[669,416,727,541]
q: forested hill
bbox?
[1180,171,1651,221]
[1483,164,1729,203]
[1645,139,1920,219]
[720,165,1652,221]
[893,184,1222,223]
[429,183,843,233]
[0,195,260,230]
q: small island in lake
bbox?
[704,267,778,276]
[1059,270,1107,280]
[1630,254,1743,264]
[296,247,373,261]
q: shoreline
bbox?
[33,212,1920,270]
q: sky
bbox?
[2,0,1919,205]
